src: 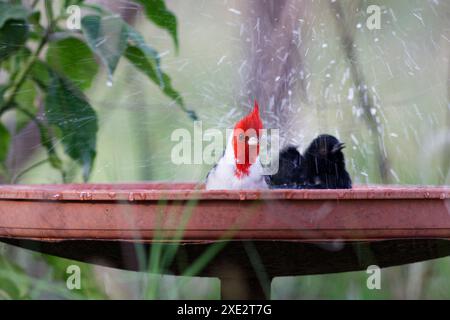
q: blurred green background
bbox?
[1,0,450,299]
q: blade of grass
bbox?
[243,241,271,299]
[144,198,168,299]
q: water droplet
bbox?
[390,133,399,138]
[347,88,354,101]
[53,193,62,200]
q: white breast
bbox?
[205,135,268,190]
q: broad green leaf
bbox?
[135,0,179,50]
[15,79,38,132]
[2,47,31,77]
[0,19,29,61]
[81,15,128,80]
[0,122,11,163]
[45,70,98,181]
[125,24,163,86]
[0,3,29,28]
[46,37,99,90]
[0,3,30,61]
[30,59,51,89]
[11,62,64,172]
[125,45,197,120]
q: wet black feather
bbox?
[302,134,352,189]
[265,145,306,188]
[266,135,352,189]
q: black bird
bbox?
[302,134,352,189]
[265,145,306,188]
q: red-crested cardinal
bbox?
[205,101,268,190]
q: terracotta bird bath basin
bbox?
[0,182,449,299]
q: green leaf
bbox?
[0,277,21,299]
[125,24,163,86]
[0,84,7,107]
[0,3,29,28]
[0,19,29,61]
[30,59,51,89]
[125,45,197,120]
[1,47,30,77]
[135,0,179,51]
[28,10,41,26]
[45,70,98,181]
[0,3,30,61]
[15,79,37,132]
[0,122,11,163]
[28,10,44,37]
[81,15,128,81]
[46,37,99,90]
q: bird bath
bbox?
[0,182,449,299]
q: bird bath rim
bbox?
[0,182,448,201]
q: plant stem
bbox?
[11,158,48,183]
[330,1,391,183]
[1,0,55,115]
[31,0,40,9]
[15,105,66,182]
[44,0,54,30]
[0,34,48,115]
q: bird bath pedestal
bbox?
[0,183,449,299]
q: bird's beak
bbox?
[332,143,345,153]
[248,136,258,146]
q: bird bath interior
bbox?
[0,182,449,299]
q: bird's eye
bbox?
[239,133,244,141]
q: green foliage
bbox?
[0,20,29,61]
[136,0,179,50]
[125,24,164,86]
[46,37,98,90]
[0,122,10,163]
[14,79,37,131]
[81,15,128,81]
[45,70,98,181]
[0,0,190,182]
[125,46,196,120]
[43,255,108,299]
[0,255,30,299]
[0,3,30,60]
